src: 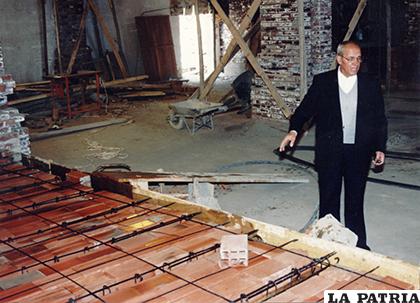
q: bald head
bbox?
[336,41,362,77]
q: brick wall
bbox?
[251,0,333,120]
[55,0,93,73]
[400,0,420,87]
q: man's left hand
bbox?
[372,151,385,166]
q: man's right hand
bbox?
[279,131,298,152]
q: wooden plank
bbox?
[330,0,367,69]
[107,0,128,70]
[195,0,205,95]
[87,0,129,78]
[7,93,51,106]
[16,80,51,88]
[210,0,292,118]
[121,91,166,98]
[101,171,309,184]
[195,0,261,100]
[91,172,133,198]
[87,75,148,89]
[30,118,129,141]
[66,3,89,74]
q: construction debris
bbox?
[305,214,358,247]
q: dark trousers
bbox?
[317,144,371,248]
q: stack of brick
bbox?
[251,0,333,120]
[0,42,30,162]
[0,43,16,106]
[0,108,30,162]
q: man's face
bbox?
[336,44,362,77]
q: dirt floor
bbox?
[30,89,420,266]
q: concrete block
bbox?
[219,234,248,267]
[188,179,221,210]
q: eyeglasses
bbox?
[340,55,363,63]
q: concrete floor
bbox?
[30,90,420,266]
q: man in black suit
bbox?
[279,41,387,250]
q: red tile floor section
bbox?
[0,162,414,303]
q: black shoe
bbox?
[357,243,371,251]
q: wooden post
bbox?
[331,0,367,69]
[107,0,129,70]
[39,0,49,76]
[92,11,113,80]
[210,0,292,118]
[88,0,129,78]
[194,0,261,100]
[213,10,220,69]
[298,0,307,98]
[195,0,205,97]
[53,0,63,74]
[192,19,260,100]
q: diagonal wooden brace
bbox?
[88,0,129,78]
[210,0,292,118]
[193,0,261,100]
[331,0,367,69]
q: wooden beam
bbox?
[88,75,148,89]
[87,0,129,78]
[16,80,51,88]
[66,3,89,74]
[210,0,292,118]
[30,118,129,141]
[107,0,129,70]
[9,75,149,106]
[99,171,309,184]
[195,0,205,95]
[194,0,261,100]
[331,0,367,69]
[7,93,50,106]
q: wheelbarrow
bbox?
[168,98,229,134]
[168,71,253,134]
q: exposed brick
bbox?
[251,0,333,120]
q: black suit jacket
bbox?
[289,69,388,169]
